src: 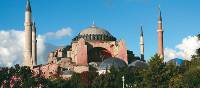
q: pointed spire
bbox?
[140,25,145,62]
[140,25,143,36]
[32,21,36,32]
[158,4,162,21]
[157,4,164,58]
[26,0,31,12]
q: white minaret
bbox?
[24,0,32,66]
[140,25,145,61]
[32,22,37,66]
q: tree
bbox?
[168,74,185,88]
[88,66,98,87]
[91,66,124,88]
[69,73,87,88]
[49,78,70,88]
[178,34,200,88]
[184,45,200,87]
[144,54,178,88]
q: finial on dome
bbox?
[91,20,96,27]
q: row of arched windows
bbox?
[72,34,116,41]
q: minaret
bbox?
[24,0,32,66]
[157,6,164,58]
[32,22,37,66]
[140,25,145,61]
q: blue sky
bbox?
[0,0,199,60]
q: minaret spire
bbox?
[26,0,31,12]
[158,4,162,21]
[140,25,143,36]
[32,22,37,66]
[157,5,164,58]
[24,0,33,66]
[140,25,145,61]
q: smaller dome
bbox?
[128,60,148,68]
[99,57,127,70]
[167,58,184,66]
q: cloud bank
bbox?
[164,36,200,62]
[0,28,72,67]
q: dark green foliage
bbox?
[91,66,123,88]
[183,46,200,88]
[88,66,98,87]
[168,74,185,88]
[49,78,70,88]
[144,54,170,88]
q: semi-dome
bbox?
[128,60,148,68]
[98,57,127,70]
[72,23,116,41]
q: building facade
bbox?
[22,0,168,79]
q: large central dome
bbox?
[79,24,111,36]
[72,23,116,41]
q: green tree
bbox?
[49,78,70,88]
[168,74,185,88]
[144,54,178,88]
[91,66,124,88]
[88,66,98,87]
[182,34,200,87]
[69,73,87,88]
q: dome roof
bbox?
[167,58,184,66]
[72,23,116,41]
[99,57,127,70]
[128,60,148,68]
[79,24,111,36]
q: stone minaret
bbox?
[24,0,32,66]
[157,6,164,58]
[32,22,37,66]
[140,25,145,61]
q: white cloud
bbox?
[36,35,46,64]
[0,30,24,67]
[0,28,71,67]
[45,28,72,39]
[164,36,200,62]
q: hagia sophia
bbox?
[23,0,164,79]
